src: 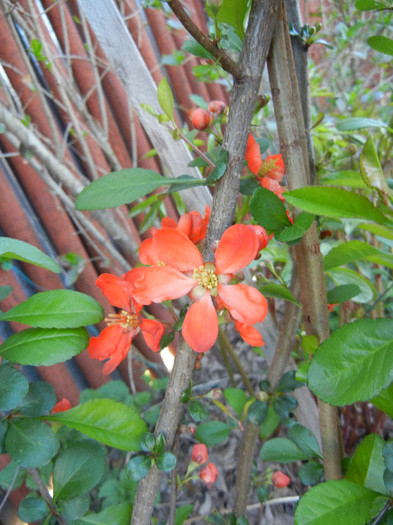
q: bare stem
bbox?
[26,468,69,525]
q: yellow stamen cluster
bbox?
[192,263,218,291]
[258,159,279,177]
[105,310,139,330]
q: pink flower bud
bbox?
[189,108,211,130]
[199,462,218,488]
[208,100,226,115]
[192,444,208,465]
[272,471,290,488]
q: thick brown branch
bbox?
[167,0,241,79]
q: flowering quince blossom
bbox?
[88,274,165,375]
[51,397,72,414]
[150,206,210,245]
[131,224,268,353]
[192,443,209,465]
[245,133,262,175]
[199,462,218,488]
[272,471,291,488]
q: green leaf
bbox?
[301,335,319,355]
[189,399,210,422]
[126,455,152,481]
[239,178,259,195]
[211,0,248,40]
[0,290,104,328]
[175,504,194,525]
[360,135,391,194]
[156,451,176,472]
[368,35,393,56]
[336,117,390,131]
[223,388,247,419]
[0,421,7,454]
[284,187,391,226]
[53,440,106,502]
[327,268,376,303]
[0,285,13,301]
[6,419,59,468]
[277,370,303,392]
[260,438,309,463]
[358,222,393,241]
[75,169,191,210]
[247,401,268,425]
[258,283,301,307]
[46,399,148,451]
[294,480,385,525]
[346,434,387,495]
[0,364,29,411]
[323,240,393,271]
[157,77,175,122]
[153,433,166,455]
[321,170,369,189]
[299,462,324,486]
[74,503,132,525]
[19,381,56,416]
[0,327,89,366]
[205,148,227,184]
[287,424,322,460]
[326,284,361,304]
[140,432,156,453]
[308,319,393,405]
[18,497,49,523]
[57,496,89,521]
[371,382,393,418]
[355,0,390,10]
[250,187,291,232]
[275,212,315,244]
[182,38,214,59]
[259,404,280,439]
[273,395,298,417]
[194,421,233,447]
[0,237,61,273]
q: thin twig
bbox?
[26,468,69,525]
[0,465,20,515]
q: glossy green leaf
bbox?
[360,136,391,194]
[75,503,132,525]
[368,35,393,56]
[247,401,268,425]
[182,38,214,59]
[0,327,89,366]
[383,441,393,472]
[260,438,309,463]
[273,395,298,417]
[336,117,389,131]
[277,370,303,392]
[275,212,315,244]
[250,187,291,231]
[57,495,89,521]
[358,222,393,241]
[211,0,248,39]
[0,290,104,328]
[288,424,322,460]
[194,421,232,447]
[205,148,227,184]
[223,388,247,419]
[299,462,324,486]
[284,187,391,226]
[46,399,148,451]
[328,268,376,303]
[321,170,369,189]
[189,398,209,422]
[175,505,194,525]
[6,419,59,468]
[157,77,174,122]
[0,285,13,301]
[0,364,29,411]
[153,433,166,455]
[126,455,152,481]
[323,240,393,271]
[371,382,393,418]
[355,0,390,10]
[0,421,7,454]
[19,381,56,416]
[0,237,61,273]
[326,284,361,304]
[258,283,301,307]
[294,480,385,525]
[18,497,49,523]
[346,434,387,495]
[259,404,280,439]
[156,451,176,472]
[53,441,106,502]
[140,432,156,453]
[301,335,319,355]
[308,319,393,405]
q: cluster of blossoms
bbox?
[189,100,226,130]
[191,443,218,488]
[88,205,269,373]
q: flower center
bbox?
[192,263,218,292]
[105,310,139,331]
[259,158,279,177]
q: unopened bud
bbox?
[187,423,196,435]
[259,391,268,402]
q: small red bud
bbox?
[51,398,72,414]
[189,108,211,130]
[208,100,226,115]
[272,471,290,488]
[192,443,208,464]
[199,462,218,487]
[187,423,197,435]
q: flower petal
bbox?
[140,318,165,352]
[177,206,210,244]
[245,133,262,175]
[218,283,268,325]
[234,321,265,347]
[152,228,203,271]
[96,274,130,310]
[88,325,133,375]
[265,154,285,181]
[139,238,160,265]
[132,266,196,305]
[260,177,285,201]
[215,224,259,275]
[182,292,218,352]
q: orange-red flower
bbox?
[132,224,268,353]
[151,206,210,245]
[260,175,285,201]
[192,444,208,465]
[234,320,265,347]
[88,274,165,375]
[272,471,290,488]
[245,133,262,175]
[199,462,218,488]
[51,398,72,414]
[259,154,285,181]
